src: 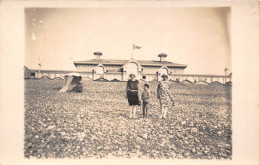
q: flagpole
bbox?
[38,59,41,78]
[132,44,141,60]
[224,67,228,84]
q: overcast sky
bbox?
[25,7,231,75]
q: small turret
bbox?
[158,53,167,62]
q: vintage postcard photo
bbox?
[24,7,232,159]
[0,1,259,165]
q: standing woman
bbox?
[157,74,175,119]
[126,74,140,119]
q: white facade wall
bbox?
[76,64,185,75]
[169,68,185,74]
[142,66,161,74]
[76,65,95,72]
[76,64,123,72]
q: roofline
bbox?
[74,62,187,68]
[141,64,187,68]
[26,69,76,73]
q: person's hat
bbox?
[144,83,149,88]
[161,74,168,78]
[129,74,135,77]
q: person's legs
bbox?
[145,103,149,118]
[163,106,166,118]
[143,104,146,118]
[133,106,137,118]
[129,106,133,118]
[163,107,168,118]
[160,106,164,118]
[159,102,162,118]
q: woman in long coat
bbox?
[126,74,140,119]
[157,74,175,119]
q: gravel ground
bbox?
[24,78,232,159]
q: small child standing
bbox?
[141,83,151,118]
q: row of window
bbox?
[29,72,182,78]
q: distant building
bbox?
[24,52,232,84]
[24,66,74,79]
[74,52,187,81]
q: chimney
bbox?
[158,53,167,62]
[94,52,102,60]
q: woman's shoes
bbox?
[160,115,167,119]
[129,116,137,119]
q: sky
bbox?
[25,7,231,75]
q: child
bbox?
[141,83,151,118]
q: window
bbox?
[142,76,146,79]
[30,72,35,77]
[96,66,104,74]
[126,62,138,76]
[161,68,168,75]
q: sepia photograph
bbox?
[23,7,232,159]
[0,1,259,165]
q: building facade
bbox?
[24,52,232,83]
[74,52,187,81]
[24,66,74,79]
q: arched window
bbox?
[96,66,104,74]
[126,62,138,76]
[161,67,168,75]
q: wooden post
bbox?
[224,68,228,84]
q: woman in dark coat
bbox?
[126,74,140,119]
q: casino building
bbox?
[24,52,232,84]
[73,52,187,81]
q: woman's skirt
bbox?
[127,90,140,106]
[159,91,174,108]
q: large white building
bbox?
[24,52,232,84]
[74,52,187,81]
[24,53,232,83]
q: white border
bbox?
[0,1,259,165]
